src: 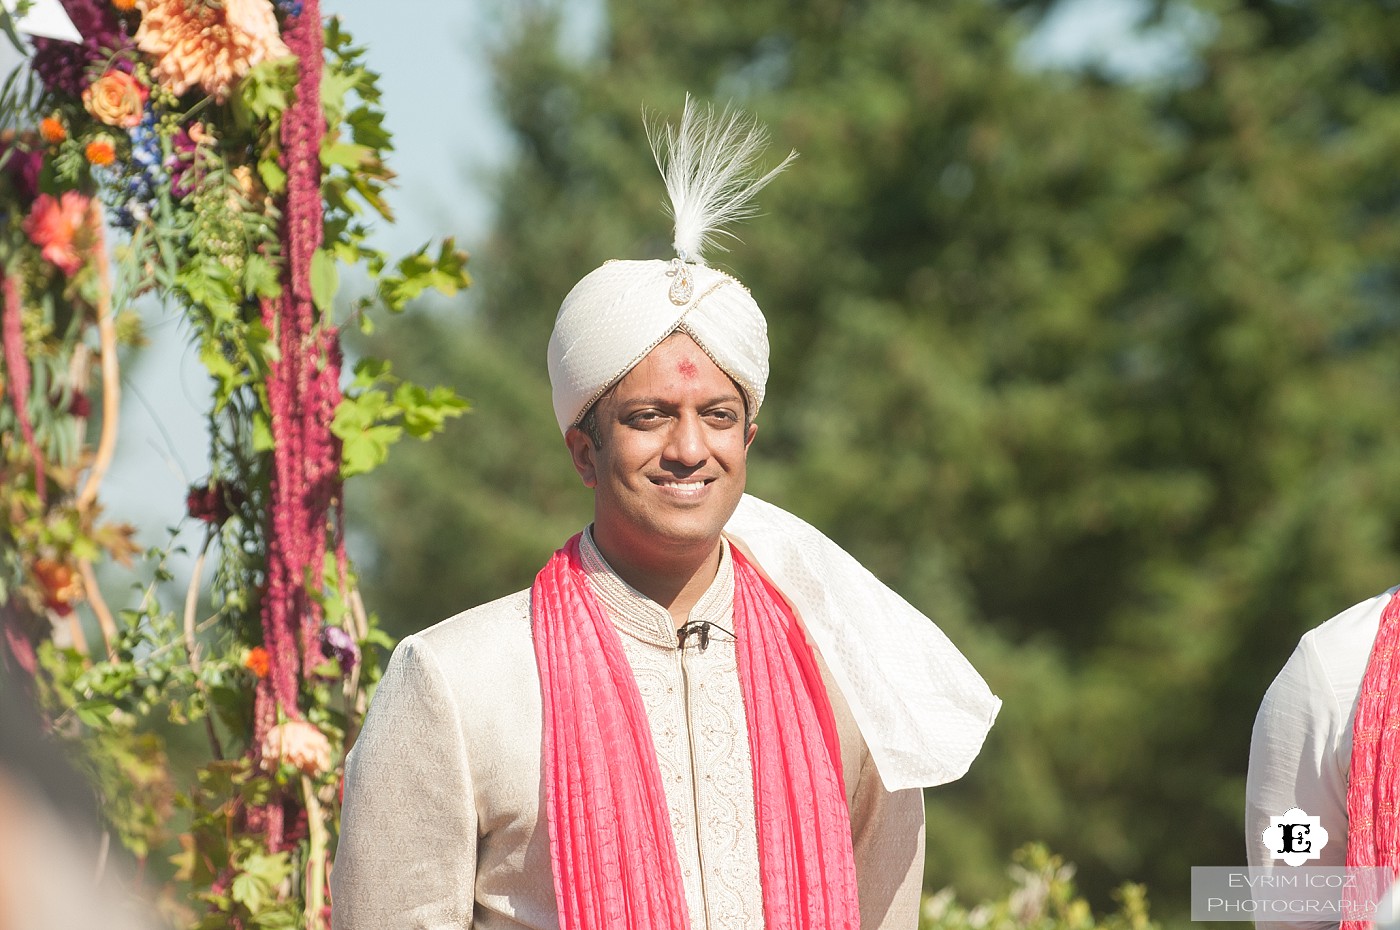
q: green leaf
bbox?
[245,319,279,366]
[230,872,267,913]
[396,383,470,439]
[208,683,252,735]
[362,627,396,650]
[242,254,282,300]
[176,262,239,321]
[235,57,297,123]
[311,658,341,679]
[70,537,101,562]
[351,357,392,387]
[199,340,244,411]
[241,850,292,885]
[319,63,361,126]
[0,4,29,54]
[257,157,287,195]
[252,907,299,930]
[332,389,405,477]
[251,413,275,452]
[321,141,374,171]
[74,699,116,727]
[348,105,393,150]
[338,424,403,478]
[309,249,339,314]
[333,390,389,431]
[377,239,471,311]
[347,172,394,222]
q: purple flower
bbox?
[30,0,134,98]
[0,142,44,206]
[166,125,206,199]
[321,625,359,673]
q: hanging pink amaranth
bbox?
[251,0,344,851]
[2,272,45,502]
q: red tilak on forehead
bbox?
[677,359,699,379]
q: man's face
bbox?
[566,333,757,567]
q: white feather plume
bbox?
[646,96,797,264]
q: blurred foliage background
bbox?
[347,0,1400,925]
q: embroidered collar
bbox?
[579,528,734,648]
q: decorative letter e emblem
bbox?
[1262,807,1329,866]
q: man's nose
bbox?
[664,413,708,467]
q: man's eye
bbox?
[705,410,740,424]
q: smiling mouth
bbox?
[651,478,712,492]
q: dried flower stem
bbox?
[95,830,110,884]
[77,204,118,513]
[77,558,118,655]
[303,774,329,930]
[341,585,370,750]
[69,343,91,448]
[66,611,90,656]
[184,527,223,760]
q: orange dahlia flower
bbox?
[135,0,290,102]
[22,192,91,276]
[39,117,66,143]
[84,137,117,165]
[244,645,271,678]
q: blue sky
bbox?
[103,0,515,546]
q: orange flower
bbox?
[111,0,136,9]
[85,137,116,166]
[39,117,66,143]
[31,558,83,615]
[82,71,148,128]
[22,192,91,276]
[260,720,333,778]
[244,646,271,678]
[135,0,290,101]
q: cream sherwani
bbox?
[332,531,926,930]
[1245,586,1397,930]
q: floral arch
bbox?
[0,0,466,925]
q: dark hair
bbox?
[577,402,605,449]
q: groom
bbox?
[332,101,999,930]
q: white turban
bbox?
[547,259,769,434]
[542,99,1001,790]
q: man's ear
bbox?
[744,420,758,451]
[564,427,599,488]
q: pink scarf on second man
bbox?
[531,535,860,930]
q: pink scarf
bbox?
[532,535,860,930]
[1344,589,1400,930]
